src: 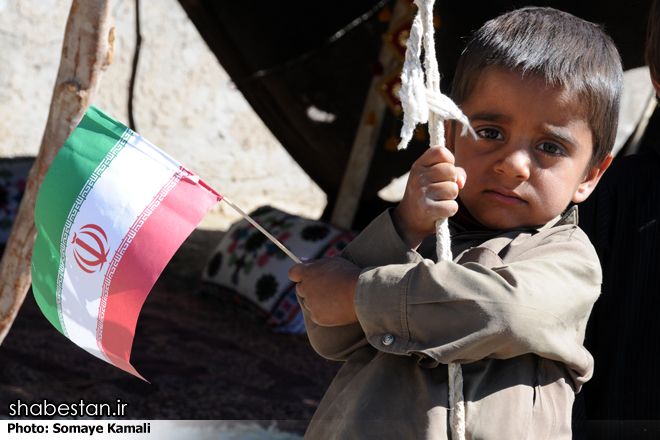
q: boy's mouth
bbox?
[486,189,525,205]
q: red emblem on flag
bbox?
[71,224,111,274]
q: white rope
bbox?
[397,1,474,438]
[398,12,428,150]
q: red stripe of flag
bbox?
[96,177,219,378]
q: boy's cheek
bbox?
[444,120,457,154]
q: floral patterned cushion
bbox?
[200,206,355,334]
[0,158,32,245]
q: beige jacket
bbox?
[301,206,600,440]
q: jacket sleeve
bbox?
[299,210,426,361]
[350,213,601,381]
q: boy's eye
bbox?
[537,142,565,156]
[476,128,503,140]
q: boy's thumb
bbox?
[288,263,303,282]
[456,167,467,189]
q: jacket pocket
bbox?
[527,359,574,440]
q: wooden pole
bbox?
[330,0,411,229]
[0,0,115,344]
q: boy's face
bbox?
[447,67,611,230]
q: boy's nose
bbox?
[495,148,531,180]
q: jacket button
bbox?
[382,334,394,346]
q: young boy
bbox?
[289,7,622,439]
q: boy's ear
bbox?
[652,75,660,98]
[572,153,613,203]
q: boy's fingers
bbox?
[417,145,455,167]
[430,145,456,164]
[288,259,320,283]
[425,163,458,184]
[431,199,460,220]
[427,181,460,201]
[288,263,305,283]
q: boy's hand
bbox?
[393,145,466,249]
[288,257,361,327]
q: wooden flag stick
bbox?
[221,198,302,264]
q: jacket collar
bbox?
[450,204,579,235]
[540,205,579,230]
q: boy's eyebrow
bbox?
[543,126,579,147]
[467,111,510,123]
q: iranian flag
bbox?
[31,106,221,379]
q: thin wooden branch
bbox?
[128,0,141,132]
[0,0,115,344]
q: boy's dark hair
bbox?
[647,0,660,83]
[450,7,622,168]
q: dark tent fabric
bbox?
[177,0,649,229]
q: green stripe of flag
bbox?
[32,106,131,334]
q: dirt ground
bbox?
[0,229,341,435]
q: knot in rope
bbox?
[397,2,476,151]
